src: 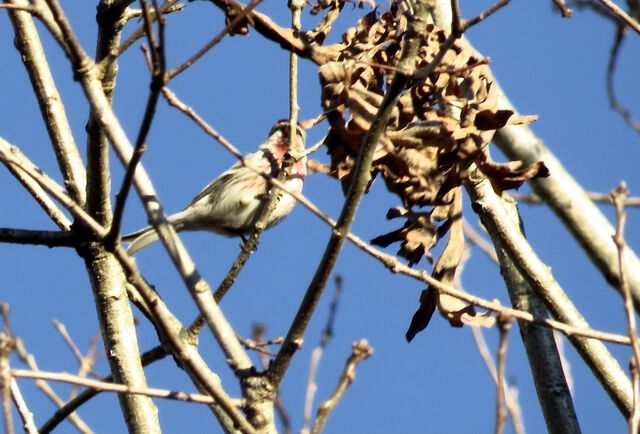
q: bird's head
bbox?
[268,119,306,152]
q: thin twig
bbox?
[5,0,87,205]
[13,338,93,434]
[303,138,326,158]
[0,228,78,247]
[302,275,343,434]
[463,219,499,263]
[0,138,72,230]
[457,0,512,30]
[0,139,105,237]
[203,0,337,65]
[495,316,513,434]
[10,378,38,434]
[302,348,321,434]
[124,3,184,21]
[107,0,167,245]
[53,320,88,369]
[167,0,264,79]
[0,304,15,434]
[12,369,221,405]
[236,335,281,357]
[39,346,166,434]
[606,25,640,133]
[105,0,182,68]
[288,0,303,172]
[470,327,525,434]
[52,320,102,398]
[70,329,104,399]
[552,0,574,17]
[599,0,640,33]
[611,182,640,432]
[310,340,373,434]
[512,191,640,206]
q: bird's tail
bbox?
[122,226,161,255]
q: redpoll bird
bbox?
[123,120,307,254]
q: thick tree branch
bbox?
[111,245,255,434]
[39,3,254,420]
[4,0,86,206]
[428,0,640,310]
[22,0,162,430]
[485,71,640,308]
[477,193,580,433]
[466,173,633,417]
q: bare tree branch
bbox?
[0,138,103,235]
[487,67,640,309]
[599,0,640,32]
[112,244,256,433]
[606,25,640,133]
[495,316,513,434]
[5,0,86,205]
[611,182,640,431]
[0,228,78,247]
[107,0,182,66]
[35,8,256,432]
[466,173,633,417]
[108,0,167,246]
[40,0,160,430]
[310,340,373,434]
[471,326,526,434]
[12,369,226,405]
[0,137,72,230]
[512,191,640,207]
[302,274,343,434]
[469,190,580,433]
[10,378,38,434]
[38,346,166,434]
[0,304,15,434]
[14,337,94,434]
[167,0,264,79]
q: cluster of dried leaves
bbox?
[221,0,549,339]
[309,3,549,339]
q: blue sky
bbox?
[1,0,639,432]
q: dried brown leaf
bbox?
[474,109,515,130]
[371,208,439,266]
[406,288,437,342]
